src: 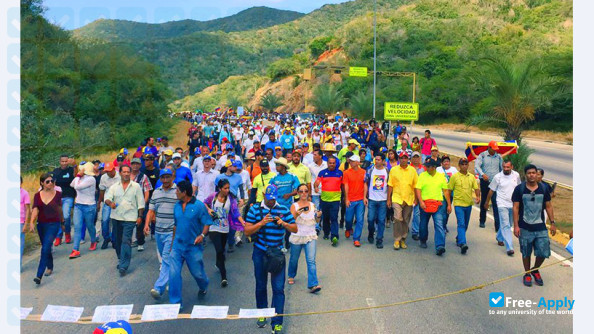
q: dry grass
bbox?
[22,120,192,253]
[416,123,573,145]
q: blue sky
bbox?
[43,0,353,30]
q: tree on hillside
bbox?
[349,91,373,119]
[310,85,346,115]
[470,57,560,143]
[226,96,243,110]
[259,92,284,112]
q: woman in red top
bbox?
[30,173,63,285]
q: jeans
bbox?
[36,222,60,279]
[419,201,447,250]
[101,203,113,242]
[228,226,235,248]
[57,197,74,238]
[479,179,500,231]
[320,200,340,239]
[340,192,346,227]
[311,195,322,231]
[411,205,420,235]
[113,219,136,270]
[497,207,514,251]
[21,227,25,268]
[154,232,173,295]
[253,247,285,326]
[345,200,365,241]
[208,232,228,280]
[367,200,387,241]
[288,240,319,288]
[73,203,97,251]
[169,243,209,306]
[135,204,148,246]
[454,206,472,246]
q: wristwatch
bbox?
[550,220,556,225]
[200,233,205,238]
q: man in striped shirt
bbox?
[244,184,297,333]
[144,168,178,300]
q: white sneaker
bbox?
[138,245,144,252]
[81,240,86,244]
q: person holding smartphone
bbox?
[288,184,322,293]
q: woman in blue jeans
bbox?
[30,173,63,285]
[288,184,322,293]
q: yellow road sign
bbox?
[349,67,368,77]
[384,102,419,121]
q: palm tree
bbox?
[470,57,559,143]
[349,91,373,119]
[310,85,346,114]
[259,92,284,112]
[226,96,243,111]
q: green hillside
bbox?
[73,7,305,41]
[67,0,572,130]
[21,0,173,172]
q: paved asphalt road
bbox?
[407,128,573,186]
[22,209,573,333]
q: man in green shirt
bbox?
[288,150,311,195]
[337,139,360,164]
[448,158,480,254]
[104,165,145,275]
[414,160,451,256]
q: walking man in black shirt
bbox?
[52,154,76,246]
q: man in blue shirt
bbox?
[279,128,295,156]
[168,180,213,309]
[264,132,282,153]
[269,157,299,250]
[172,153,193,184]
[244,184,297,334]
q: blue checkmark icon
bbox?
[489,292,505,307]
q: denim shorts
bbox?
[519,228,551,258]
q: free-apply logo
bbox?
[489,292,505,307]
[488,292,574,316]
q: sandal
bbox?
[309,285,322,293]
[288,278,295,285]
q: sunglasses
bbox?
[298,189,309,193]
[530,191,536,202]
[44,179,55,184]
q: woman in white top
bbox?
[69,162,98,258]
[288,184,322,293]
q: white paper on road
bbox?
[238,308,276,318]
[40,305,84,323]
[20,307,33,320]
[141,304,180,321]
[92,304,134,323]
[190,305,229,319]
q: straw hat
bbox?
[322,143,337,152]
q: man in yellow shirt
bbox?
[288,150,312,196]
[387,151,418,250]
[448,158,480,254]
[414,159,451,256]
[252,159,277,202]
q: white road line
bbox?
[470,206,573,267]
[366,298,386,334]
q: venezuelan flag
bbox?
[465,141,518,162]
[215,107,221,112]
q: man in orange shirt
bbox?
[343,155,367,247]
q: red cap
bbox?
[488,141,499,150]
[103,162,115,172]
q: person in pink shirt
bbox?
[419,130,437,162]
[21,177,32,269]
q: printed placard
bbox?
[190,305,229,319]
[20,307,33,320]
[92,304,134,323]
[40,305,84,323]
[141,304,180,321]
[238,308,276,318]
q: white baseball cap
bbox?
[172,153,182,159]
[348,155,361,162]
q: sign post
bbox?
[383,102,419,121]
[349,67,368,77]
